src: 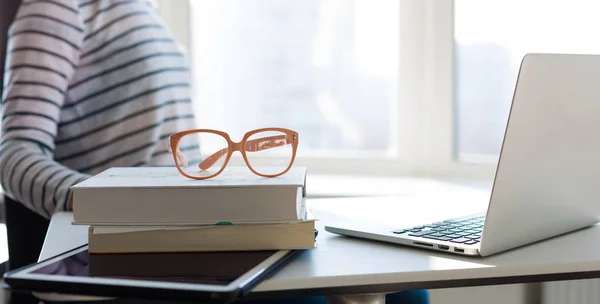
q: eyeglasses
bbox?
[168,127,299,180]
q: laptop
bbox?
[325,53,600,257]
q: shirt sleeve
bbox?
[0,0,90,218]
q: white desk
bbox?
[37,191,600,302]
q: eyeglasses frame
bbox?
[168,127,299,180]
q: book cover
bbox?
[71,166,307,225]
[73,166,306,188]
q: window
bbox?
[454,0,600,163]
[189,0,401,159]
[163,0,600,179]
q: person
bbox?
[0,0,198,279]
[0,1,428,303]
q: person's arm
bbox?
[0,0,90,218]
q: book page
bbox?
[73,166,306,188]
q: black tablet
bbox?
[4,245,302,303]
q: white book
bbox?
[71,166,307,225]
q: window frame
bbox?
[156,0,498,180]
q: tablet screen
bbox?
[6,245,297,303]
[31,247,278,285]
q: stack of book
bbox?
[70,166,315,254]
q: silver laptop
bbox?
[325,53,600,257]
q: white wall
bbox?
[430,284,528,304]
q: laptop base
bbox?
[325,213,484,257]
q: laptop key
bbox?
[409,229,422,232]
[450,237,471,243]
[456,232,471,236]
[392,229,408,234]
[429,233,445,237]
[466,235,481,239]
[464,240,479,245]
[446,234,462,238]
[409,230,435,237]
[423,235,452,241]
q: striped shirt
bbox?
[0,0,197,218]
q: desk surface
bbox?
[40,186,600,298]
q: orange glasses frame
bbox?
[168,127,299,180]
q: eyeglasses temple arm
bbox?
[169,144,188,167]
[244,135,288,152]
[198,135,292,170]
[198,148,229,170]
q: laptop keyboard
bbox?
[392,215,484,245]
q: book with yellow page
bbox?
[71,166,307,225]
[88,210,317,254]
